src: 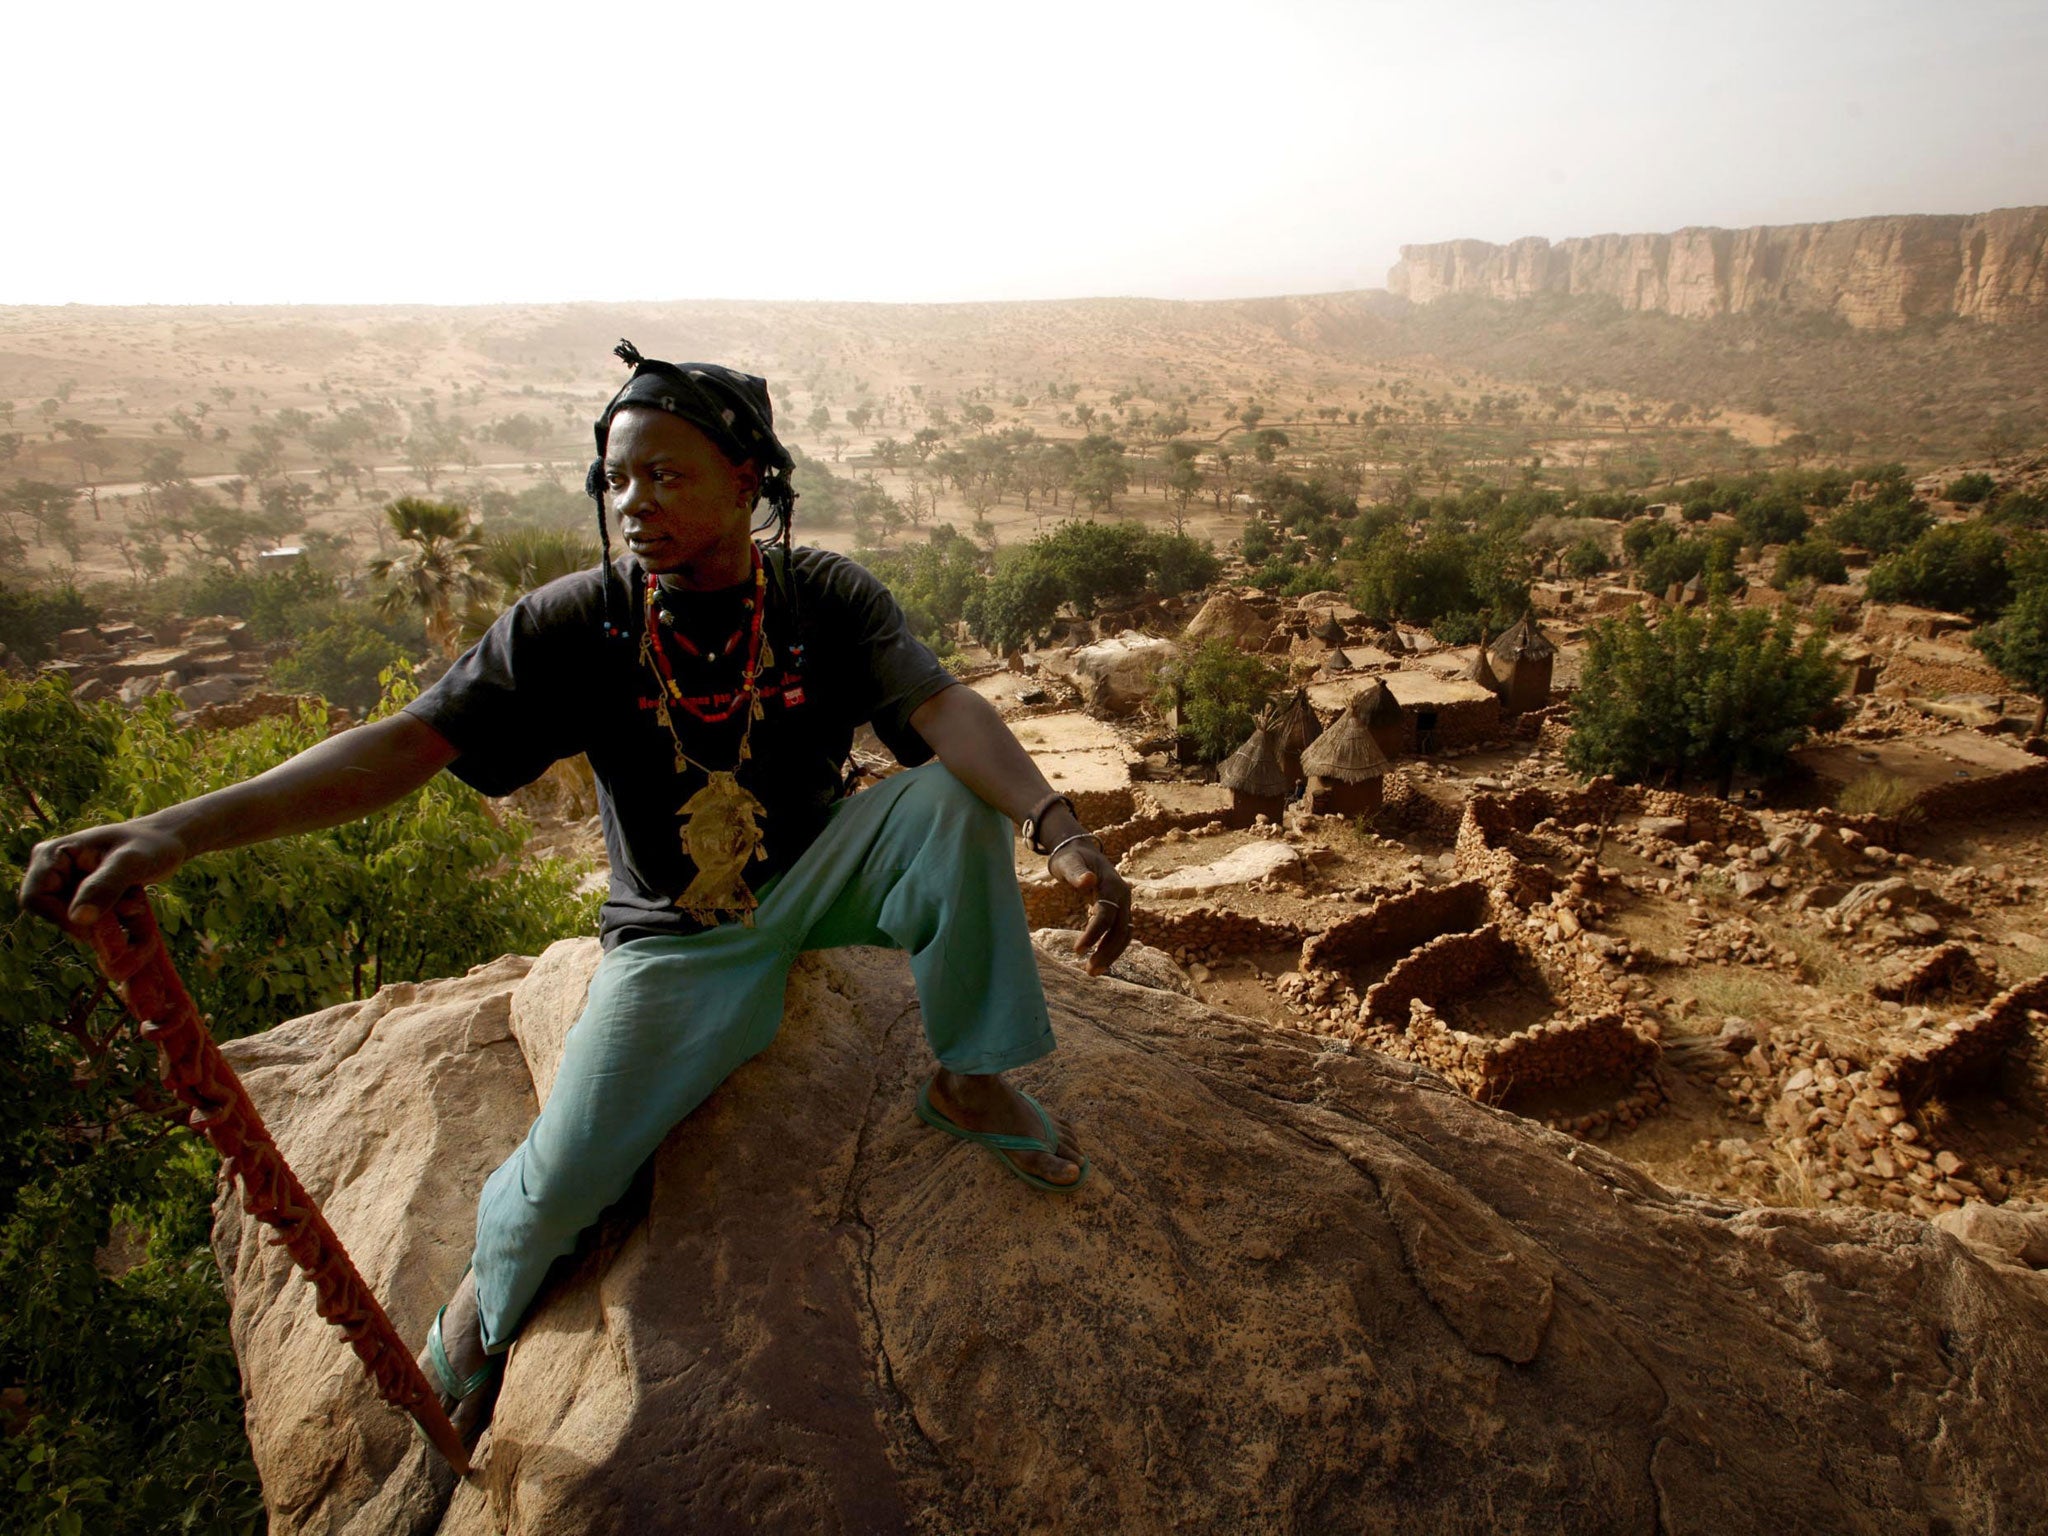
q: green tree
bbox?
[368,498,489,653]
[1566,601,1845,796]
[1944,472,1996,505]
[1069,435,1130,517]
[0,672,595,1534]
[1034,520,1149,613]
[0,581,97,663]
[1772,536,1848,590]
[1564,537,1609,578]
[965,545,1064,654]
[1973,548,2048,736]
[1142,532,1222,598]
[1864,523,2011,619]
[1826,492,1932,555]
[1158,640,1283,764]
[268,615,411,713]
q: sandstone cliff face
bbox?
[1388,206,2048,328]
[214,941,2048,1535]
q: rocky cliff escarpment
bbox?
[1388,207,2048,328]
[212,939,2048,1534]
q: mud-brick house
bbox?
[1383,672,1501,754]
[1487,615,1557,716]
[1217,726,1291,826]
[1300,695,1393,815]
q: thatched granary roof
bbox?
[1488,614,1556,665]
[1310,613,1347,647]
[1300,697,1392,783]
[1264,688,1323,760]
[1466,644,1504,694]
[1217,727,1291,799]
[1352,678,1403,727]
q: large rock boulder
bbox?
[1182,592,1272,652]
[216,942,2048,1535]
[1051,632,1177,717]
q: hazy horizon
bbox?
[6,0,2044,309]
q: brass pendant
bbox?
[674,770,768,927]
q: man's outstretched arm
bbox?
[19,711,459,929]
[908,683,1133,974]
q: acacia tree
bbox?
[368,497,489,654]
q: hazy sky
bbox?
[7,0,2043,307]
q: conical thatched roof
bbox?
[1265,687,1323,757]
[1218,726,1291,799]
[1300,697,1392,783]
[1310,613,1346,647]
[1466,644,1503,694]
[1488,613,1556,664]
[1352,678,1402,727]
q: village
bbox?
[18,454,2048,1276]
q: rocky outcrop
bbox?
[215,942,2048,1535]
[1388,206,2048,328]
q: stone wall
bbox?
[1377,772,1465,843]
[1907,759,2048,828]
[1363,925,1523,1027]
[1069,786,1138,830]
[1406,696,1501,753]
[1093,807,1221,861]
[1134,905,1307,960]
[1301,880,1489,973]
[1888,972,2048,1103]
[1481,1013,1659,1104]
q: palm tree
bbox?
[451,527,599,648]
[368,497,489,655]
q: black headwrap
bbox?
[585,340,799,642]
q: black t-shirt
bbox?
[405,546,958,947]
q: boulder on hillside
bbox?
[1051,632,1177,717]
[1182,592,1272,652]
[216,942,2048,1536]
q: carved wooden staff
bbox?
[75,887,471,1475]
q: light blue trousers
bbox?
[471,762,1056,1351]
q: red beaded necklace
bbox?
[640,551,771,728]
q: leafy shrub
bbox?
[1564,537,1609,577]
[1142,532,1222,598]
[854,535,987,652]
[0,581,97,663]
[268,612,413,712]
[1943,472,1996,505]
[1734,491,1809,549]
[1825,491,1933,555]
[1158,640,1284,764]
[0,671,597,1532]
[1864,523,2012,619]
[1772,536,1849,590]
[1986,487,2048,530]
[1565,600,1845,795]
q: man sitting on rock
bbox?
[20,342,1132,1448]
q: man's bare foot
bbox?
[416,1268,497,1445]
[925,1069,1085,1187]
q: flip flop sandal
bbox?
[418,1262,500,1455]
[915,1078,1091,1193]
